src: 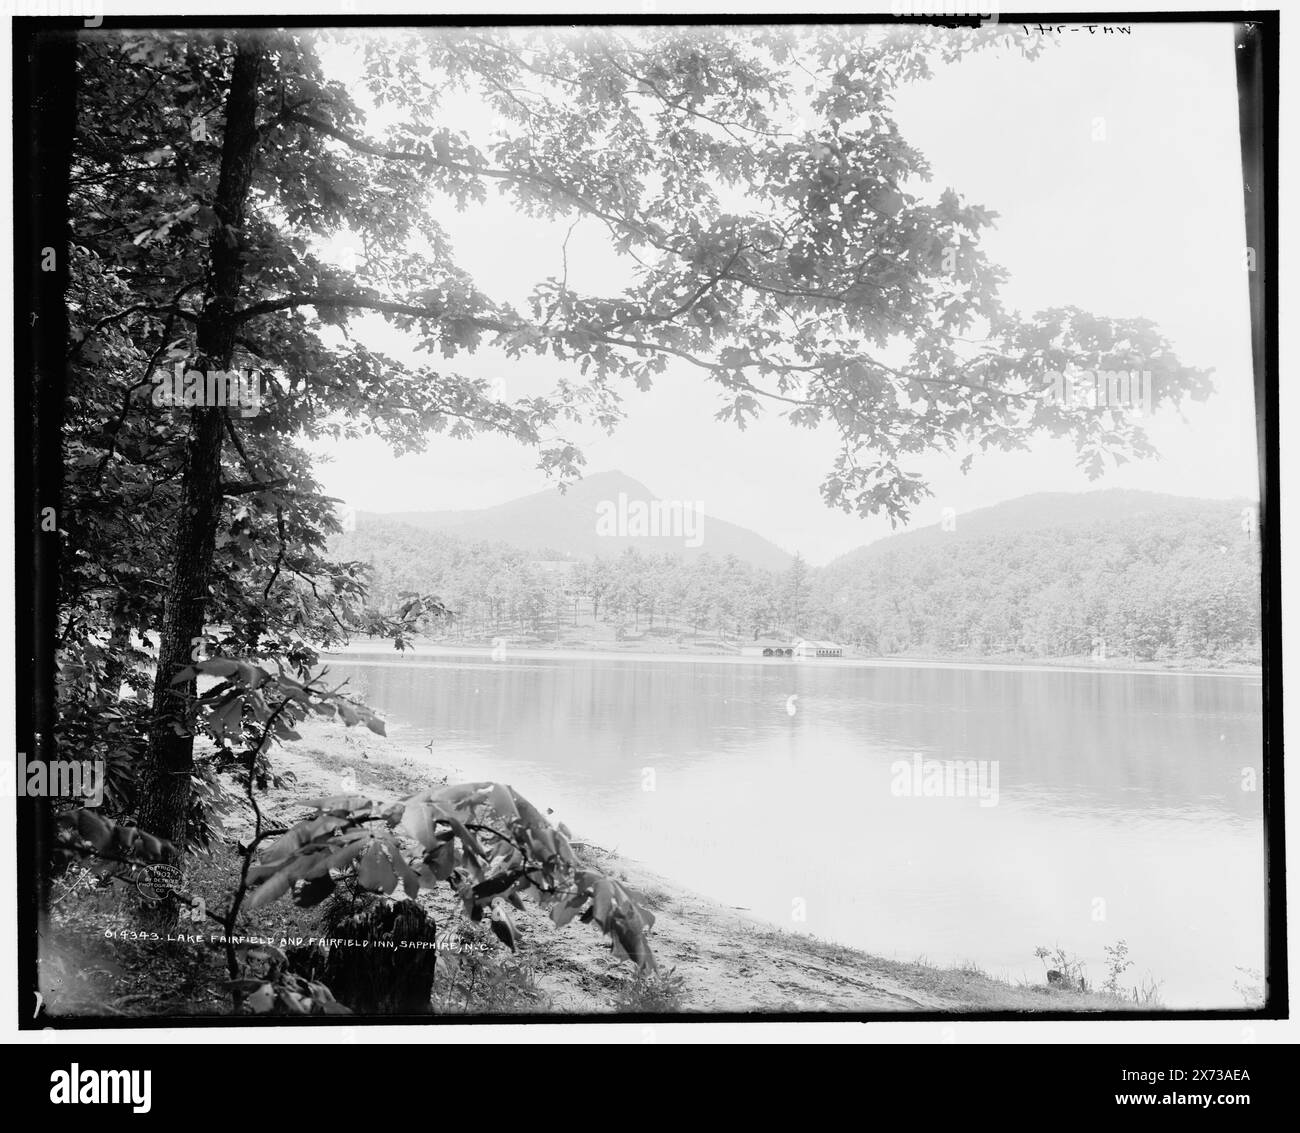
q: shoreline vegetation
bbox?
[336,490,1262,680]
[48,717,1151,1016]
[323,637,1263,678]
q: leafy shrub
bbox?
[1034,944,1087,991]
[1102,939,1133,995]
[242,779,658,970]
[434,925,548,1014]
[611,968,686,1013]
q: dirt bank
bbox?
[251,720,1140,1015]
[43,716,1145,1018]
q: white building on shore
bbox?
[792,639,843,658]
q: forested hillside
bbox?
[813,496,1260,662]
[334,492,1261,663]
[332,518,790,641]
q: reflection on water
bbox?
[322,651,1265,1008]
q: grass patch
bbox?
[611,968,687,1013]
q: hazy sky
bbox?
[307,23,1256,565]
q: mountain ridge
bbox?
[359,469,797,571]
[823,488,1258,571]
[357,475,1256,573]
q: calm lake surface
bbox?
[324,650,1265,1008]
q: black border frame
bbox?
[13,8,1284,1029]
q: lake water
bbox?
[322,650,1266,1008]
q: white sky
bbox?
[306,22,1257,565]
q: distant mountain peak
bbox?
[560,469,656,497]
[365,470,793,571]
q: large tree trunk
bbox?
[139,39,264,866]
[23,27,77,1017]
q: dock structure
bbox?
[739,638,844,658]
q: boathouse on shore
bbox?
[792,639,844,658]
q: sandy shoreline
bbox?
[320,640,1261,680]
[254,716,1142,1014]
